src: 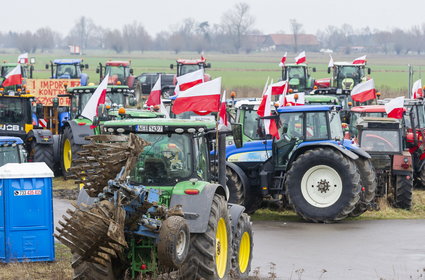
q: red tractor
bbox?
[170,57,211,84]
[97,61,135,88]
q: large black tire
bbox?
[285,148,361,223]
[179,194,232,280]
[158,216,190,269]
[61,126,81,179]
[350,158,377,217]
[414,166,425,189]
[231,213,253,279]
[31,141,55,172]
[393,175,413,210]
[226,167,262,214]
[72,255,115,280]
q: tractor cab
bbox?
[348,105,388,137]
[97,61,135,88]
[46,59,89,86]
[0,136,27,167]
[281,63,316,92]
[171,58,211,77]
[330,62,371,92]
[1,62,33,79]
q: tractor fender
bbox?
[170,183,228,233]
[342,139,371,159]
[228,203,245,231]
[63,121,93,145]
[27,129,54,145]
[289,142,359,166]
[226,161,251,193]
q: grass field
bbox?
[2,50,425,98]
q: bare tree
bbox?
[68,16,96,52]
[221,2,255,53]
[35,27,56,53]
[290,19,303,52]
[105,29,124,53]
[13,31,37,53]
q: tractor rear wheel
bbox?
[231,213,253,278]
[414,167,425,189]
[61,126,81,179]
[179,194,232,280]
[72,255,115,280]
[31,141,55,171]
[226,167,262,214]
[393,175,413,210]
[286,148,361,223]
[350,158,377,217]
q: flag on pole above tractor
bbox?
[172,77,221,115]
[352,55,367,65]
[146,75,162,106]
[257,85,279,139]
[279,52,287,67]
[295,51,306,64]
[412,79,423,99]
[175,69,204,93]
[385,96,405,119]
[351,79,376,102]
[81,74,109,121]
[2,65,22,87]
[271,80,288,95]
[218,91,229,129]
[17,53,28,64]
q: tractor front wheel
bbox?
[286,148,361,223]
[393,175,413,210]
[61,126,81,179]
[231,213,253,278]
[179,194,232,280]
[350,158,377,217]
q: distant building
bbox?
[264,34,320,51]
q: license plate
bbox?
[136,125,163,132]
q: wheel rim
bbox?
[63,139,72,171]
[175,229,187,258]
[238,231,251,273]
[215,217,228,278]
[300,165,343,208]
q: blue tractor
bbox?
[226,105,375,222]
[45,59,89,86]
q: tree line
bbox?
[1,3,425,55]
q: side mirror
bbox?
[206,63,212,68]
[170,64,174,69]
[85,64,89,69]
[45,64,49,70]
[327,67,331,74]
[231,123,243,148]
[368,68,371,75]
[30,57,36,64]
[129,96,137,106]
[130,68,134,75]
[312,67,316,72]
[96,68,100,74]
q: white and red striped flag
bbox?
[81,74,109,121]
[294,51,306,64]
[17,53,28,64]
[271,80,288,95]
[351,79,376,103]
[279,52,287,67]
[146,75,162,106]
[284,92,305,106]
[175,69,204,93]
[218,91,229,129]
[412,79,423,99]
[352,55,367,65]
[2,65,22,87]
[257,85,280,139]
[172,77,221,115]
[328,55,334,68]
[385,96,405,119]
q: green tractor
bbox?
[0,62,34,91]
[56,118,253,279]
[281,63,316,92]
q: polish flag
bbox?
[352,55,367,65]
[385,96,405,119]
[284,92,305,106]
[17,53,28,64]
[351,79,376,102]
[279,52,287,67]
[257,86,280,139]
[295,51,306,64]
[412,79,423,99]
[271,80,288,95]
[175,69,204,93]
[146,75,162,106]
[81,74,109,121]
[218,91,229,128]
[328,55,334,68]
[2,65,22,87]
[172,77,221,115]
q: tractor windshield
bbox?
[404,105,425,129]
[336,66,363,88]
[0,146,21,166]
[0,97,31,124]
[243,109,264,140]
[359,129,401,153]
[1,65,27,78]
[179,64,202,76]
[75,92,126,118]
[130,133,195,185]
[105,66,129,83]
[56,64,81,79]
[174,111,215,121]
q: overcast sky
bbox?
[5,0,424,36]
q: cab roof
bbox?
[0,136,23,145]
[277,105,337,113]
[105,61,130,67]
[351,105,386,113]
[176,58,206,65]
[104,117,216,130]
[53,59,83,65]
[333,62,365,66]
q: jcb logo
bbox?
[0,124,21,131]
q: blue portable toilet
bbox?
[0,162,55,262]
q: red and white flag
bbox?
[328,55,334,68]
[146,75,162,106]
[294,51,306,64]
[385,96,405,119]
[352,55,367,65]
[351,79,376,102]
[271,80,288,95]
[2,65,22,87]
[172,77,221,115]
[175,69,204,93]
[17,53,28,64]
[283,92,305,106]
[412,79,423,99]
[218,91,229,129]
[257,86,279,139]
[279,52,287,67]
[81,74,109,121]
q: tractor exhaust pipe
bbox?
[218,132,226,188]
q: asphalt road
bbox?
[53,198,425,280]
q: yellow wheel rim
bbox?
[215,217,228,278]
[63,139,72,171]
[238,232,251,273]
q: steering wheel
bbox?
[363,134,395,151]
